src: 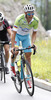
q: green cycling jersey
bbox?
[13,14,39,35]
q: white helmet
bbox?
[0,12,4,22]
[24,4,35,12]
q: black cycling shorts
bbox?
[0,34,9,45]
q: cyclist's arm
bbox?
[4,19,13,40]
[11,30,16,48]
[31,16,39,46]
[11,16,19,48]
[7,28,13,39]
[31,31,37,46]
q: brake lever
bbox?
[32,45,36,55]
[33,49,36,55]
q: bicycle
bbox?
[0,41,9,83]
[12,45,36,96]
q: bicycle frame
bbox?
[15,45,36,81]
[0,41,9,83]
[13,45,36,96]
[20,53,25,80]
[0,43,5,82]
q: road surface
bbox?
[0,74,51,100]
[0,52,51,100]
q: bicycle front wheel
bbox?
[14,71,22,93]
[1,53,6,83]
[22,60,34,96]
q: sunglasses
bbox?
[27,13,34,16]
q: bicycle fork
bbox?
[21,60,24,80]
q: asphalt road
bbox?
[0,74,51,100]
[0,51,51,100]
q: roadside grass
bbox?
[31,38,51,82]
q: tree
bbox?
[45,0,49,30]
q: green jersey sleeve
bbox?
[14,16,19,27]
[13,18,19,31]
[13,14,24,31]
[33,16,39,31]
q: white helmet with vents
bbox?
[24,4,35,12]
[0,12,4,22]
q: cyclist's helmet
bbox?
[24,4,35,12]
[0,12,4,22]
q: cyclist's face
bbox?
[0,22,3,26]
[25,11,34,22]
[26,11,34,19]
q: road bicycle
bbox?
[0,41,9,83]
[12,45,36,96]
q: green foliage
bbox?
[31,38,51,82]
[48,2,51,29]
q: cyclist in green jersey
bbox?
[11,4,39,87]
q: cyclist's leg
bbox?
[4,44,10,74]
[17,34,32,70]
[22,34,32,66]
[11,34,20,78]
[4,44,9,63]
[0,35,9,64]
[2,36,9,74]
[22,34,32,87]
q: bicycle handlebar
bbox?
[16,45,36,55]
[12,45,36,59]
[16,45,35,51]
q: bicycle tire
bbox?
[22,59,34,96]
[14,71,22,93]
[0,70,3,81]
[1,53,6,83]
[0,56,3,81]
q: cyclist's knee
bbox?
[5,48,9,54]
[25,52,31,58]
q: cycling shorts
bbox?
[15,33,32,53]
[0,34,9,45]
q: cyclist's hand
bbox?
[11,47,14,54]
[32,44,37,55]
[32,44,37,50]
[11,47,19,54]
[34,45,37,50]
